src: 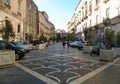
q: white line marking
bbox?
[113,57,120,63]
[69,63,111,84]
[16,63,59,84]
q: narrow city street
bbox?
[17,42,105,84]
[0,42,120,84]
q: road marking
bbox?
[69,63,111,84]
[113,57,120,63]
[16,63,59,84]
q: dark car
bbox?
[33,40,42,46]
[90,42,105,56]
[0,41,25,60]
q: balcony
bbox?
[103,0,109,3]
[94,5,99,11]
[88,11,92,16]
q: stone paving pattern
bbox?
[18,56,105,84]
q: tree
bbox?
[116,31,120,47]
[87,33,92,42]
[39,35,47,42]
[0,22,15,42]
[28,34,33,43]
[104,28,115,49]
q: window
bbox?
[90,20,91,27]
[89,1,92,15]
[106,8,110,18]
[96,15,98,24]
[85,5,88,16]
[17,24,20,33]
[4,0,10,5]
[96,0,99,5]
[18,1,21,12]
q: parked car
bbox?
[33,40,42,46]
[69,41,84,49]
[78,41,84,49]
[0,41,26,60]
[10,41,32,52]
[0,40,5,49]
[90,42,105,56]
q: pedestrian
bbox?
[67,40,70,48]
[62,40,66,48]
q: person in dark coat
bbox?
[62,40,66,48]
[67,40,70,48]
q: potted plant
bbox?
[104,28,115,49]
[116,31,120,47]
[0,21,15,66]
[99,28,115,62]
[83,30,93,53]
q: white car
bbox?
[69,41,84,49]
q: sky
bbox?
[33,0,79,32]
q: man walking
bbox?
[62,40,66,49]
[67,40,70,48]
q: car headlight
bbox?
[19,49,25,52]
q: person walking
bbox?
[67,40,70,48]
[62,40,66,49]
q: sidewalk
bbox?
[81,65,120,84]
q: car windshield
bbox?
[14,42,22,45]
[8,43,16,47]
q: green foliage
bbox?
[28,34,33,42]
[104,28,115,49]
[39,35,47,41]
[87,33,92,41]
[68,33,76,41]
[0,22,15,42]
[116,31,120,47]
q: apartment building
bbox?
[0,0,38,42]
[68,0,120,42]
[22,0,38,42]
[38,11,55,40]
[0,0,23,41]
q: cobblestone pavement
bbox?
[18,42,106,84]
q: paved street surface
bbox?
[0,42,120,84]
[0,66,47,84]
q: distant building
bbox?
[38,11,55,40]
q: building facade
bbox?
[0,0,38,42]
[0,0,23,41]
[38,11,55,40]
[21,0,38,42]
[68,0,120,43]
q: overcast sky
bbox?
[33,0,79,31]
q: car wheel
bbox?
[15,53,20,60]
